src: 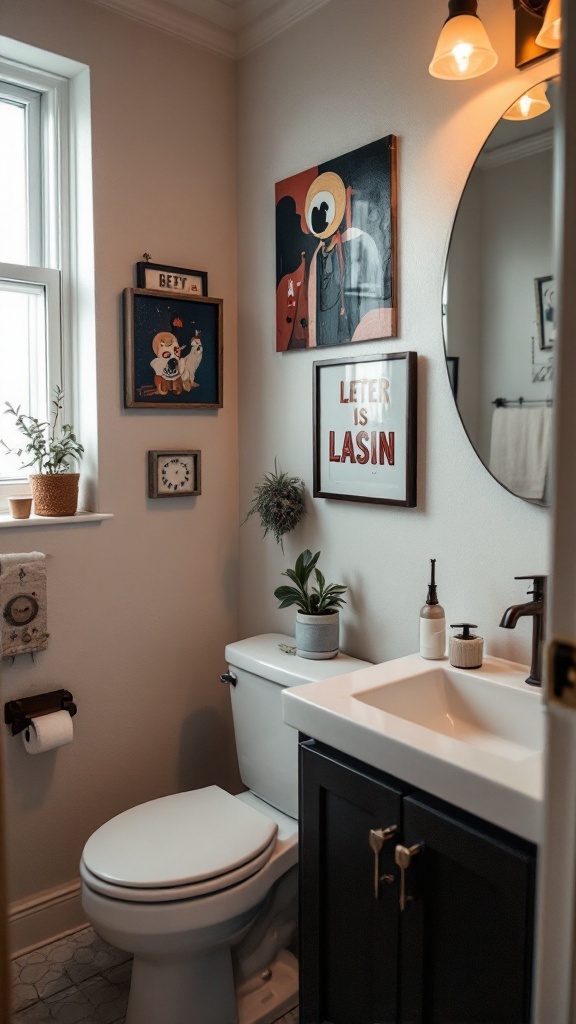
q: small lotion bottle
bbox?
[420,558,446,660]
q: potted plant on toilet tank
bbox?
[1,386,84,516]
[274,549,347,660]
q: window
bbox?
[0,41,96,512]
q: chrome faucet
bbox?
[499,575,547,686]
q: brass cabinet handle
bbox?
[369,826,398,900]
[395,842,423,911]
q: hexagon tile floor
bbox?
[11,926,299,1023]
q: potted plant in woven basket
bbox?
[274,549,347,660]
[1,387,84,517]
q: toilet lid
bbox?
[82,786,278,889]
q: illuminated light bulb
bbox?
[452,43,474,73]
[429,1,498,80]
[535,0,561,50]
[503,82,551,121]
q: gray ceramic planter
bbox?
[295,611,339,660]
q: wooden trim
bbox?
[534,1,576,1017]
[8,880,85,958]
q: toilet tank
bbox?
[225,633,371,819]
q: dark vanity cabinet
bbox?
[299,740,536,1024]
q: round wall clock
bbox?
[148,450,201,498]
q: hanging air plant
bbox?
[244,460,306,552]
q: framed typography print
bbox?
[124,289,222,409]
[136,262,208,297]
[313,352,417,506]
[275,135,397,351]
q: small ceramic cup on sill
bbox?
[7,496,33,520]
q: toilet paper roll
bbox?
[22,711,73,754]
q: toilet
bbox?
[80,633,369,1024]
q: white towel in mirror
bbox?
[489,406,552,501]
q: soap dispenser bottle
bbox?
[449,623,484,669]
[420,558,446,660]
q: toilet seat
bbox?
[80,834,278,904]
[81,786,278,903]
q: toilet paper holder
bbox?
[4,689,77,736]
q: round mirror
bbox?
[444,77,557,505]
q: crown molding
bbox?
[478,128,554,169]
[237,0,333,57]
[84,0,236,57]
[84,0,333,59]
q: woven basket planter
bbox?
[295,610,339,660]
[30,473,80,517]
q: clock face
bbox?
[4,593,39,626]
[159,457,191,492]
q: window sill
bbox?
[0,511,113,529]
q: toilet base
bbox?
[126,946,238,1024]
[237,949,298,1024]
[123,947,298,1024]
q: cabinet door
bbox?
[400,792,536,1024]
[299,741,403,1024]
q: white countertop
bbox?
[282,652,545,844]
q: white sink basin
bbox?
[282,653,545,843]
[355,665,543,761]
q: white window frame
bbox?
[0,41,97,514]
[0,263,62,487]
[0,79,42,265]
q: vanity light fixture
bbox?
[502,81,551,120]
[429,0,498,80]
[430,0,561,78]
[514,0,561,68]
[535,0,561,49]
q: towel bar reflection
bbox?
[493,397,553,407]
[4,689,77,736]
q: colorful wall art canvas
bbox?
[275,136,397,351]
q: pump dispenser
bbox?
[419,559,446,660]
[449,623,483,669]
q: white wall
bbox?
[0,0,240,949]
[236,0,558,668]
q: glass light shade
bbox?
[429,13,498,79]
[535,0,561,49]
[503,82,550,121]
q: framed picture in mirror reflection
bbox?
[446,356,459,401]
[535,275,555,350]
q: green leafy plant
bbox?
[274,549,347,615]
[244,459,305,552]
[1,386,84,474]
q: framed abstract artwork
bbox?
[123,289,222,409]
[313,351,417,506]
[275,135,397,352]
